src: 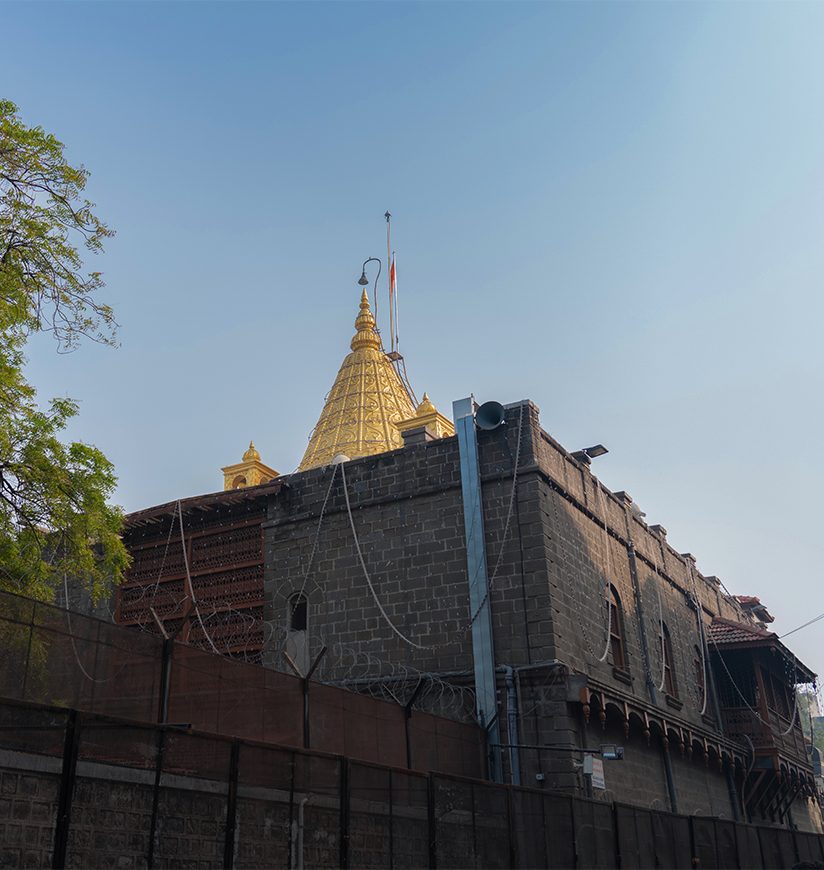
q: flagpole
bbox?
[393,251,399,353]
[385,210,394,353]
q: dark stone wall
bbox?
[261,399,820,827]
[262,401,552,678]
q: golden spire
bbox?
[298,290,417,470]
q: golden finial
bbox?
[416,393,437,417]
[350,289,381,351]
[242,440,260,462]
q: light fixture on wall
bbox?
[571,444,609,465]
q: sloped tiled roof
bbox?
[708,618,816,682]
[708,617,774,646]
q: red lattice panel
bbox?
[190,525,262,571]
[188,606,264,652]
[190,565,264,609]
[127,542,185,583]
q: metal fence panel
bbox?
[433,775,476,869]
[234,743,293,869]
[543,792,576,870]
[473,780,511,868]
[0,701,66,869]
[734,822,764,870]
[650,808,693,869]
[349,762,392,869]
[714,819,739,868]
[615,803,656,869]
[390,769,429,869]
[155,731,231,868]
[692,816,719,869]
[794,830,821,866]
[510,788,545,868]
[757,825,797,869]
[66,720,158,869]
[572,798,615,869]
[293,752,340,869]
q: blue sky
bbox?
[3,1,824,679]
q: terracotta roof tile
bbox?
[708,617,774,645]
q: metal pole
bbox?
[404,681,424,770]
[223,740,240,870]
[385,211,392,351]
[339,758,350,869]
[501,666,522,786]
[454,396,502,782]
[303,678,310,749]
[661,736,679,814]
[427,775,437,870]
[146,727,166,869]
[157,638,173,724]
[52,709,80,870]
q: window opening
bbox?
[289,593,308,632]
[662,623,677,698]
[609,585,626,671]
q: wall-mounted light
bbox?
[571,444,609,465]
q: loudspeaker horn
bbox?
[475,401,506,430]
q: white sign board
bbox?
[590,757,606,790]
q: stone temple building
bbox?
[117,285,823,832]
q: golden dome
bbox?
[299,290,416,470]
[416,393,437,416]
[242,440,260,462]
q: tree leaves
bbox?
[0,100,128,602]
[0,98,116,350]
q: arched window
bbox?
[661,623,677,698]
[608,585,627,671]
[288,593,308,632]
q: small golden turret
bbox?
[222,441,278,490]
[396,393,455,440]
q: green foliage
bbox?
[0,100,128,601]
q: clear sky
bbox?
[2,1,823,680]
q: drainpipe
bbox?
[498,666,522,786]
[626,542,657,705]
[661,736,679,814]
[454,396,502,782]
[291,796,311,870]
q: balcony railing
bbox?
[720,706,810,766]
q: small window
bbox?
[608,585,626,671]
[662,623,677,698]
[288,593,308,632]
